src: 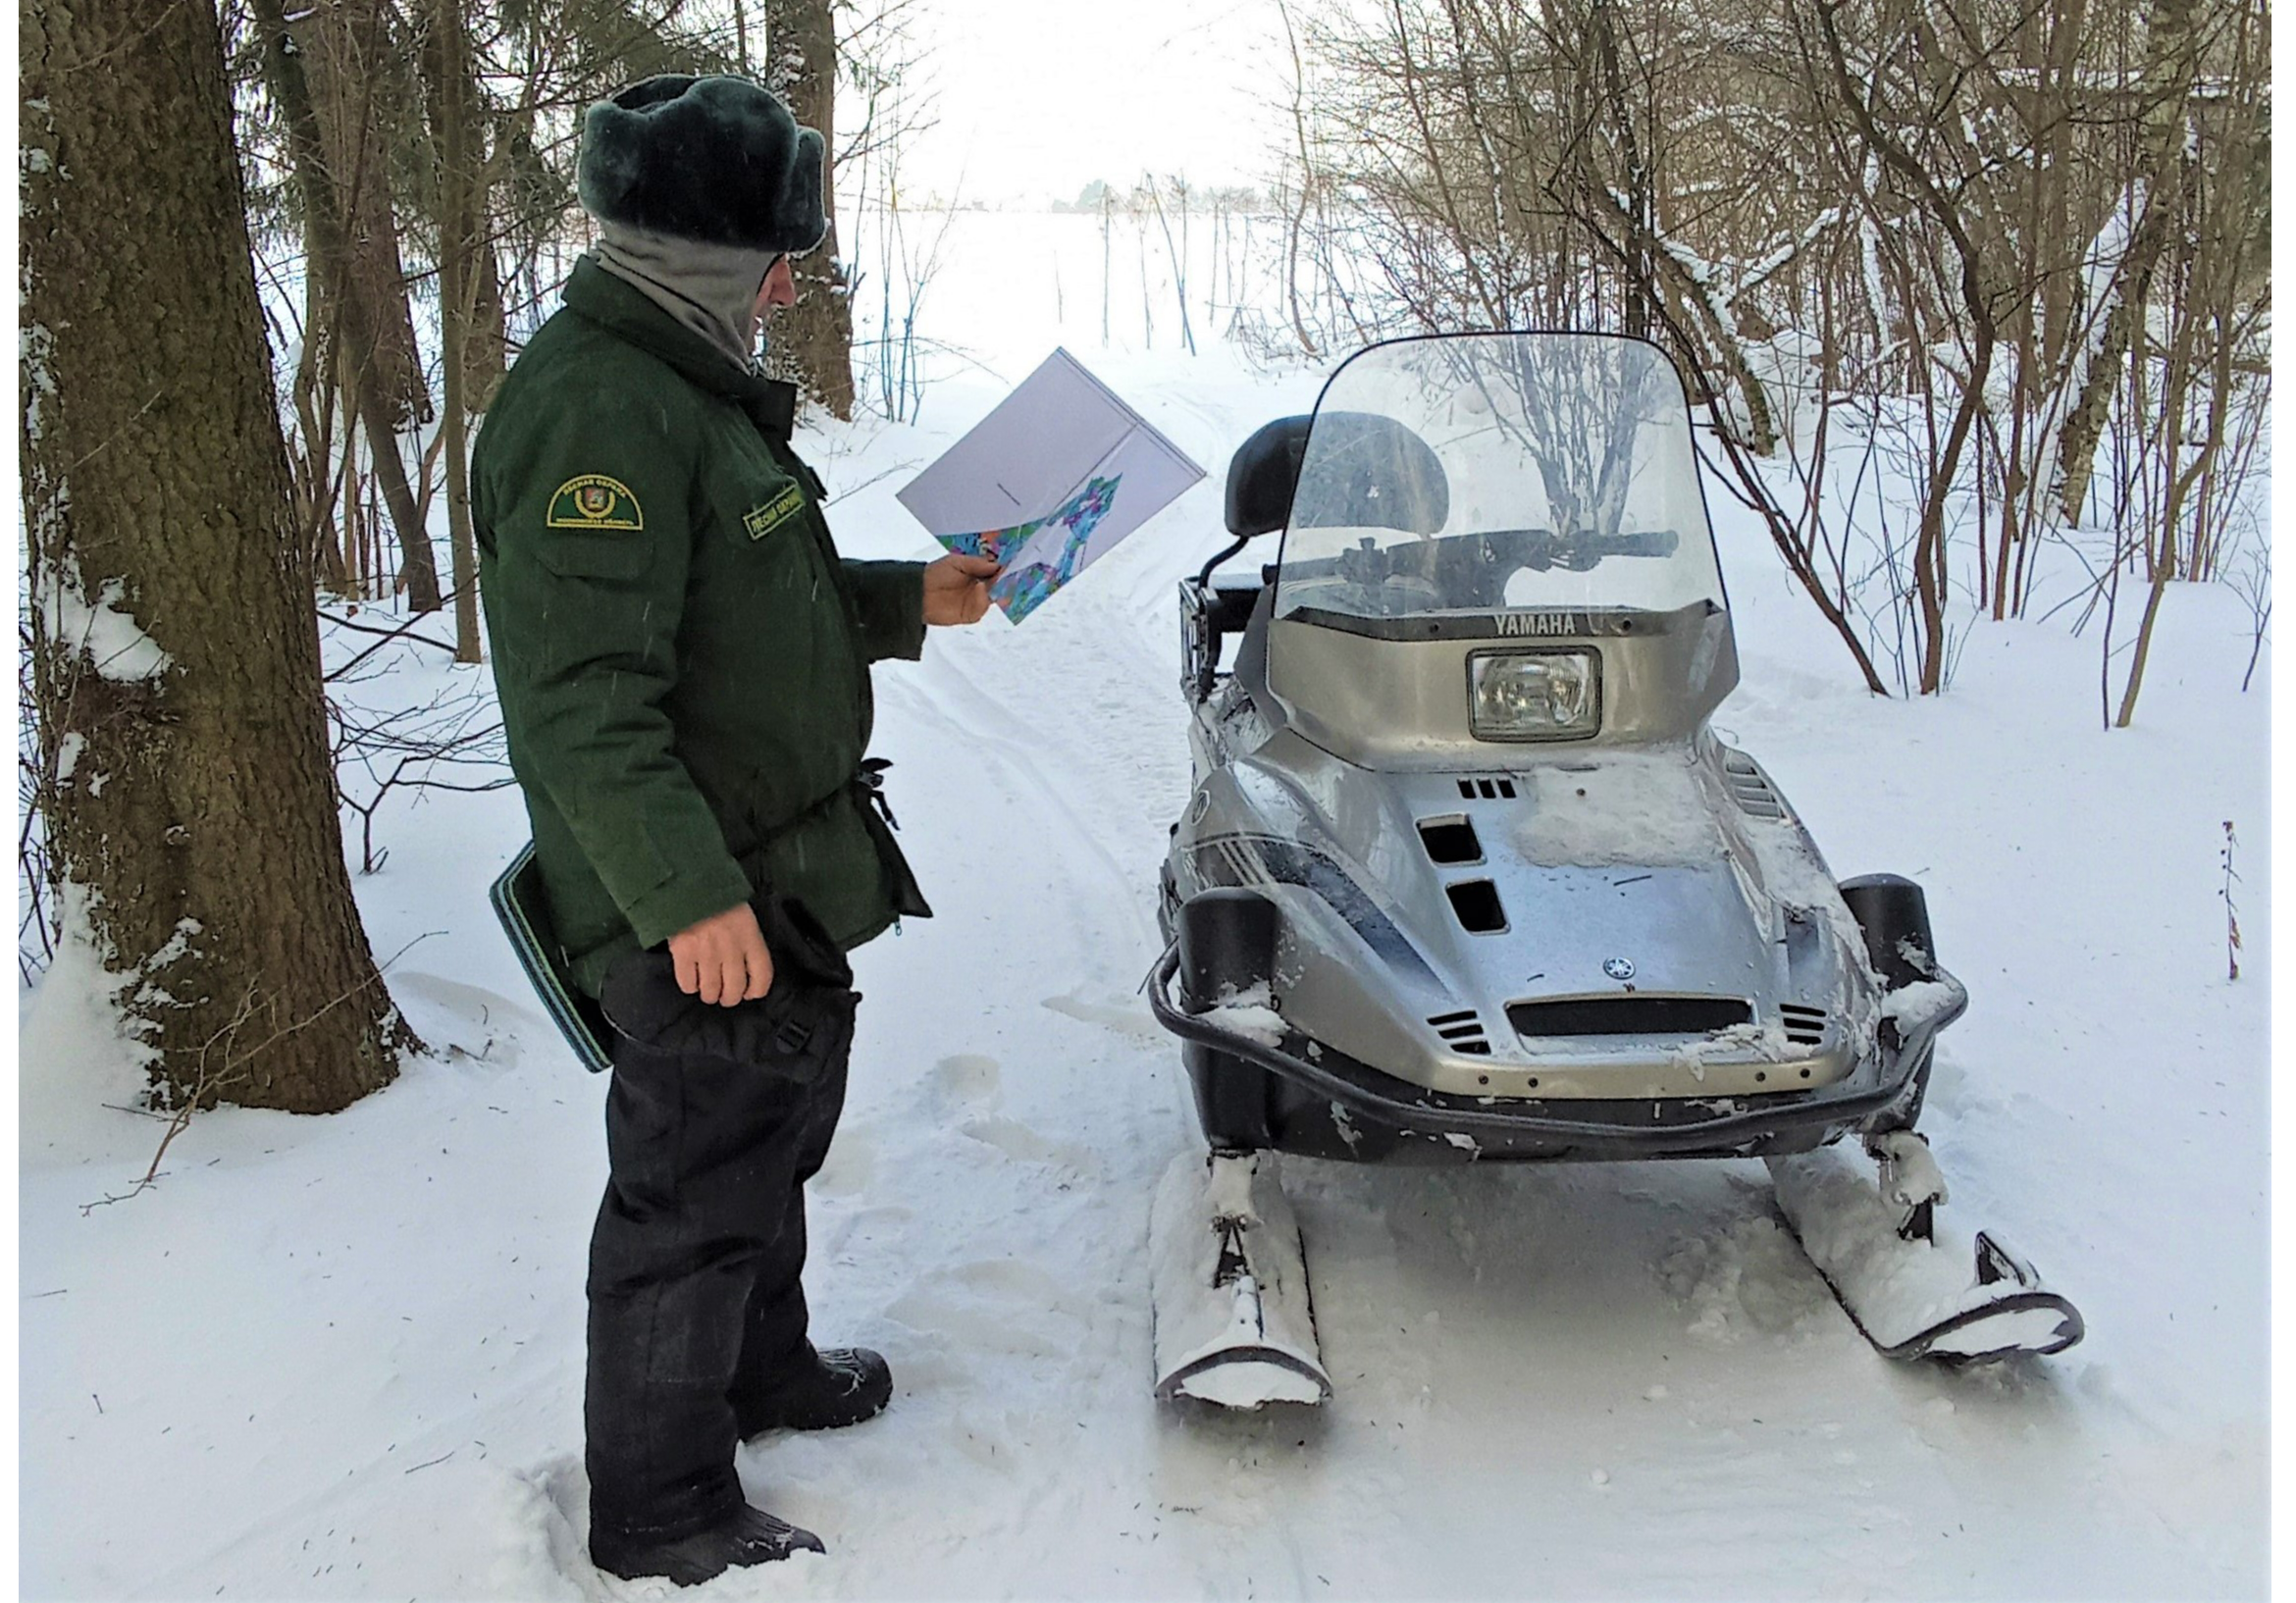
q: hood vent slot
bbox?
[1429,1008,1492,1056]
[1779,1003,1828,1047]
[1417,815,1484,865]
[1445,879,1508,933]
[1456,776,1518,802]
[1721,751,1785,819]
[1508,995,1753,1038]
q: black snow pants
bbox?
[583,899,859,1546]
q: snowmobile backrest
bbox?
[1226,415,1313,537]
[1290,412,1449,535]
[1226,412,1450,539]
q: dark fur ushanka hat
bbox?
[577,76,828,254]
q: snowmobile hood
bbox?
[1175,732,1878,1102]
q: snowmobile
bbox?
[1145,331,2082,1409]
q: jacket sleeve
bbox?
[840,559,928,663]
[484,404,754,949]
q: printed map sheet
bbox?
[897,349,1205,622]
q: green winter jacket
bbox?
[475,258,930,997]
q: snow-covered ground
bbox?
[21,217,2270,1598]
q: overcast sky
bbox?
[888,0,1291,205]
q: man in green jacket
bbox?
[475,75,998,1585]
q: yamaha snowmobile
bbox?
[1145,332,2082,1408]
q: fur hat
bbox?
[577,76,828,254]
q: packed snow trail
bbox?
[21,325,2266,1594]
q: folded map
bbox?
[896,349,1205,623]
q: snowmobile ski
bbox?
[1149,1151,1332,1408]
[1767,1140,2083,1363]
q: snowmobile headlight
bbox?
[1469,649,1601,741]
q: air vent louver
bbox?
[1721,751,1786,819]
[1779,1003,1829,1048]
[1455,776,1519,801]
[1428,1008,1492,1056]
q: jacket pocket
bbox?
[533,529,650,581]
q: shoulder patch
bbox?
[743,482,808,541]
[548,474,644,531]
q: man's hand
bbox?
[923,553,1002,626]
[668,903,773,1007]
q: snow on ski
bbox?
[1768,1143,2084,1363]
[1149,1151,1331,1407]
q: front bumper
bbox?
[1145,945,1963,1163]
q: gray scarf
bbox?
[592,220,777,372]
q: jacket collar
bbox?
[560,257,799,441]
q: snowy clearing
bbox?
[21,217,2269,1599]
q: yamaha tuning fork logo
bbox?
[1602,957,1636,982]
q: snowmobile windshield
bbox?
[1274,334,1725,630]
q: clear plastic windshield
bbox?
[1274,334,1725,626]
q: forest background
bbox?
[14,0,2275,1592]
[19,0,2271,1111]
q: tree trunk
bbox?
[759,0,857,419]
[249,0,444,612]
[22,0,413,1112]
[1591,2,1654,342]
[465,220,509,410]
[292,272,353,595]
[411,0,506,415]
[426,0,485,663]
[443,0,489,661]
[2052,0,2196,525]
[1277,2,1322,357]
[303,0,432,433]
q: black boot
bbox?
[737,1345,893,1436]
[590,1503,825,1586]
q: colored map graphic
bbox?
[939,474,1122,623]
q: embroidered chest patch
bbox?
[744,483,807,541]
[547,474,644,531]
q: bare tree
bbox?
[1274,0,2269,710]
[305,0,435,436]
[413,0,489,661]
[2055,0,2201,527]
[248,0,444,612]
[1144,175,1199,356]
